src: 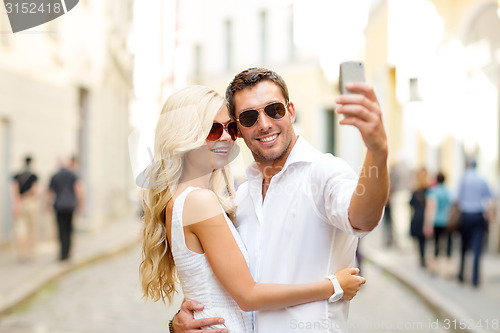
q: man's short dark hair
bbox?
[436,171,445,184]
[225,67,289,120]
[466,158,477,169]
[25,155,32,167]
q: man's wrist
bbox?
[169,310,180,333]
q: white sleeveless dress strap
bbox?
[170,187,253,332]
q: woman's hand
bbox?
[335,267,366,301]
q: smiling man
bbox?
[172,67,389,333]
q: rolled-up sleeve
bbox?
[310,154,369,237]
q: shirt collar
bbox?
[245,136,322,181]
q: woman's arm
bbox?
[184,189,365,312]
[424,197,436,238]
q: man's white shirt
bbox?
[234,137,369,333]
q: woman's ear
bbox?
[237,128,243,138]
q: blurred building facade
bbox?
[0,0,135,246]
[365,0,500,252]
[155,0,500,252]
[170,0,373,182]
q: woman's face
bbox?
[206,105,236,170]
[183,105,237,175]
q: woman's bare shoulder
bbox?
[183,188,224,226]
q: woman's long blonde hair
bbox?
[139,86,237,303]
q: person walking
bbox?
[388,155,413,249]
[48,158,85,261]
[457,160,494,287]
[409,167,429,268]
[424,171,453,277]
[11,155,39,261]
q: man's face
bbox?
[234,81,296,166]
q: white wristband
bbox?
[326,274,344,303]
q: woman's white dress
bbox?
[171,187,253,332]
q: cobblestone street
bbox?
[349,261,447,333]
[0,242,448,333]
[0,245,181,333]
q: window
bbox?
[194,44,202,78]
[409,77,422,101]
[0,9,11,45]
[0,117,12,238]
[288,5,295,60]
[225,19,232,70]
[259,10,267,64]
[325,108,336,155]
[77,87,89,187]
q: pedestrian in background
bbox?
[457,159,494,287]
[10,155,39,262]
[424,171,453,277]
[388,155,413,249]
[47,157,85,261]
[383,177,394,247]
[409,167,429,268]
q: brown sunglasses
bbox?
[207,121,238,141]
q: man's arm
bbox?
[45,189,55,212]
[74,180,85,214]
[424,197,436,238]
[47,175,56,212]
[335,82,389,232]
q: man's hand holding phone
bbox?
[336,61,387,156]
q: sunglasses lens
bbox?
[207,122,238,141]
[239,110,259,128]
[238,103,287,127]
[264,103,286,119]
[207,123,223,141]
[227,122,238,140]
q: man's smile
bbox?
[256,133,279,145]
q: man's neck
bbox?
[257,136,298,199]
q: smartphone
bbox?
[339,61,366,95]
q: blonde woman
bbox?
[140,86,365,332]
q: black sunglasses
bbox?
[236,102,287,128]
[207,121,238,141]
